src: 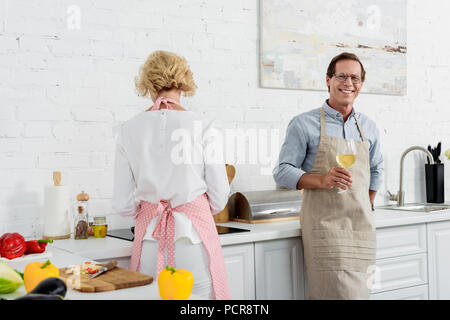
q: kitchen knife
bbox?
[437,142,442,163]
[88,260,118,280]
[427,145,432,164]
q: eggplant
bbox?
[27,277,67,297]
[15,293,64,300]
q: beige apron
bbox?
[300,107,376,300]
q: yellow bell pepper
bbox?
[158,265,194,300]
[24,260,60,292]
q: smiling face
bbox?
[326,59,364,113]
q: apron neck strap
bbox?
[320,107,367,142]
[320,107,326,137]
[354,115,367,142]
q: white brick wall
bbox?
[1,0,449,237]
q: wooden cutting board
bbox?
[58,266,153,293]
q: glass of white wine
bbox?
[336,139,356,194]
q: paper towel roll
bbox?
[43,185,71,238]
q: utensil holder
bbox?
[425,163,444,203]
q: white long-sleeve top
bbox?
[111,109,230,244]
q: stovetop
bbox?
[106,225,250,242]
[107,227,135,241]
[216,225,250,236]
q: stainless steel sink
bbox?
[378,203,450,213]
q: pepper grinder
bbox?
[74,191,90,240]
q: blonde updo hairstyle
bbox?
[135,50,197,100]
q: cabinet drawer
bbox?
[255,238,304,300]
[371,284,428,300]
[426,220,450,299]
[222,243,255,300]
[371,253,428,294]
[376,224,426,259]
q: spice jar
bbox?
[93,216,108,238]
[74,191,89,240]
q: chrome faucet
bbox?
[388,146,434,207]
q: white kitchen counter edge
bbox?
[373,207,450,228]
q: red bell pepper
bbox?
[0,233,27,259]
[25,239,53,254]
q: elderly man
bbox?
[273,52,384,299]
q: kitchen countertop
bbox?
[1,247,158,300]
[1,247,203,300]
[52,235,133,260]
[372,206,450,228]
[217,205,450,244]
[50,205,450,259]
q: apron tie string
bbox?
[130,194,232,299]
[150,96,179,111]
[151,200,176,276]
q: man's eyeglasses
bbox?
[333,73,362,84]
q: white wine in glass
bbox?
[336,154,356,169]
[336,139,356,194]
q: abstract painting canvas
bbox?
[260,0,407,95]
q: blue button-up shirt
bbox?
[273,101,384,191]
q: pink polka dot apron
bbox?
[130,96,231,300]
[130,194,231,300]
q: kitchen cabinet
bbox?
[369,224,429,298]
[371,253,428,294]
[302,224,430,299]
[254,238,304,300]
[427,220,450,299]
[222,243,255,300]
[222,237,304,300]
[370,284,429,300]
[376,224,427,259]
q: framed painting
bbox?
[260,0,407,95]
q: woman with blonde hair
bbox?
[112,50,231,299]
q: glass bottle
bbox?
[93,216,108,238]
[74,191,89,240]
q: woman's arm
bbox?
[111,127,139,218]
[204,163,230,214]
[202,121,230,214]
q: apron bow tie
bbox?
[151,200,176,275]
[130,194,232,299]
[150,96,179,111]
